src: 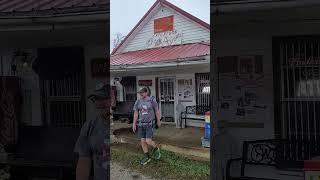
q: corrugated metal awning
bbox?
[110,42,210,66]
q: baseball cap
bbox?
[88,82,109,101]
[137,87,148,93]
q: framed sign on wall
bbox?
[91,58,109,78]
[138,80,152,86]
[154,16,174,33]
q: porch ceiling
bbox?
[0,22,108,48]
[0,0,108,17]
[213,4,320,26]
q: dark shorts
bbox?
[138,126,154,139]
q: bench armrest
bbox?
[226,157,242,180]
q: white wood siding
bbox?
[122,6,209,53]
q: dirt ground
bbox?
[111,161,156,180]
[112,123,205,148]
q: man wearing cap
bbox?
[133,87,161,165]
[74,83,109,180]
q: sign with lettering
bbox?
[146,29,183,48]
[91,58,109,78]
[138,80,152,86]
[154,16,174,33]
[289,57,320,66]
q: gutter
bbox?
[212,0,320,14]
[110,56,210,72]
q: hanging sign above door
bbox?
[138,80,152,86]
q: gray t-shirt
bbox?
[74,117,109,180]
[133,96,158,128]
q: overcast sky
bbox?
[110,0,210,52]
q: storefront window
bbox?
[121,76,137,101]
[196,73,210,107]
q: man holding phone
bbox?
[133,87,161,165]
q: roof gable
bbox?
[111,0,210,55]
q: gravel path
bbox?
[111,161,156,180]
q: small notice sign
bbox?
[91,58,109,78]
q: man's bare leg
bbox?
[141,138,148,153]
[146,138,161,160]
[145,138,157,148]
[140,138,151,165]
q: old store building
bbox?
[0,1,108,178]
[110,0,210,128]
[212,1,320,180]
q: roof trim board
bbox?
[111,0,210,55]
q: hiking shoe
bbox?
[140,155,151,165]
[154,147,161,160]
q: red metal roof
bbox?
[0,0,107,15]
[111,43,210,66]
[111,0,210,55]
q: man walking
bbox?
[133,87,161,165]
[74,82,109,180]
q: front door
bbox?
[159,77,175,122]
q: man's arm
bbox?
[76,157,92,180]
[155,108,161,123]
[133,111,138,132]
[132,100,139,132]
[153,99,161,127]
[133,111,138,125]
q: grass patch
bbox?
[111,144,210,180]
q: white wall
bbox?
[129,65,210,127]
[122,5,209,52]
[214,10,320,180]
[0,45,106,126]
[0,48,42,126]
[84,45,107,121]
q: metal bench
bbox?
[226,139,320,180]
[112,101,135,123]
[2,126,82,180]
[180,105,210,127]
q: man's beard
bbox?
[96,109,109,125]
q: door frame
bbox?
[273,35,320,140]
[39,46,86,128]
[158,76,176,125]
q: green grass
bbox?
[111,144,210,180]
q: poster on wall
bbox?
[177,78,193,102]
[91,58,109,78]
[217,55,267,122]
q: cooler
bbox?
[204,122,210,139]
[304,160,320,180]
